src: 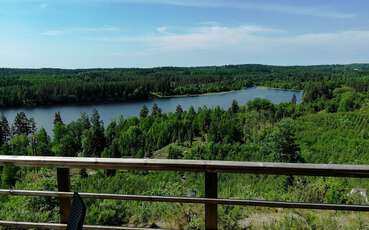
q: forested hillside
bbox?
[1,64,369,107]
[0,65,369,229]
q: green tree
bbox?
[247,98,274,112]
[260,119,301,163]
[52,123,79,157]
[12,112,36,136]
[2,134,29,187]
[54,112,63,125]
[140,105,149,119]
[80,110,105,158]
[230,100,240,113]
[151,103,162,116]
[30,128,52,156]
[0,114,10,146]
[81,129,95,157]
[119,126,144,158]
[176,104,183,114]
[291,94,296,104]
[79,112,91,130]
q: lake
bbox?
[0,87,303,134]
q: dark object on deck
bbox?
[67,192,86,230]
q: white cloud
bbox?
[151,25,284,51]
[92,25,284,50]
[106,0,355,19]
[41,26,120,36]
[11,22,369,68]
[88,24,369,66]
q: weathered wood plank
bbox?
[0,156,369,177]
[57,168,71,223]
[0,220,164,230]
[1,189,369,212]
[205,172,218,230]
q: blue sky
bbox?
[1,0,369,68]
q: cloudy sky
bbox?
[1,0,369,68]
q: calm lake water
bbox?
[0,87,303,134]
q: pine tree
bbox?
[79,112,91,130]
[12,112,36,136]
[230,100,240,113]
[291,94,297,112]
[54,112,63,125]
[140,105,149,118]
[151,103,162,116]
[0,114,10,146]
[32,128,52,156]
[176,104,183,114]
[291,94,297,106]
[90,110,105,157]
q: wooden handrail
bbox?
[1,189,369,211]
[1,156,369,230]
[0,156,369,177]
[0,221,163,230]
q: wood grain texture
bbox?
[1,189,369,211]
[0,221,164,230]
[0,156,369,177]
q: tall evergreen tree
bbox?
[79,112,91,130]
[90,110,105,157]
[151,103,162,116]
[31,128,52,156]
[0,114,10,146]
[291,94,297,106]
[12,112,36,136]
[230,100,240,113]
[140,105,149,119]
[176,104,183,114]
[54,112,63,125]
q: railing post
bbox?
[57,168,71,223]
[205,172,218,230]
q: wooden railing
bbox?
[1,156,369,230]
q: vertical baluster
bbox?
[205,172,218,230]
[57,168,71,223]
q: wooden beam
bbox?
[2,189,369,212]
[57,168,71,224]
[0,220,165,230]
[0,156,369,177]
[205,172,218,230]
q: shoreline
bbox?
[151,86,303,99]
[256,86,303,92]
[151,89,244,99]
[0,86,303,110]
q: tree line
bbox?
[0,64,368,107]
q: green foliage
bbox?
[247,98,275,112]
[30,128,52,156]
[259,118,302,163]
[140,105,149,118]
[0,66,369,228]
[0,114,10,145]
[11,112,36,136]
[0,64,368,107]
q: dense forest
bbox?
[1,65,369,229]
[1,64,369,107]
